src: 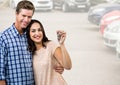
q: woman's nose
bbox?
[35,31,39,35]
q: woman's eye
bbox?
[38,29,42,31]
[31,30,35,32]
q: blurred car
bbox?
[100,10,120,35]
[9,0,53,11]
[88,3,120,25]
[103,20,120,48]
[116,40,120,58]
[89,0,107,6]
[0,0,3,3]
[109,0,120,4]
[53,0,90,12]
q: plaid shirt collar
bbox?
[11,23,26,37]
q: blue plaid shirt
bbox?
[0,24,35,85]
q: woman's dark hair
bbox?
[26,19,49,55]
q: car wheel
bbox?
[84,5,90,12]
[85,7,89,12]
[62,3,69,12]
[116,52,120,59]
[9,0,15,9]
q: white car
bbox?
[103,20,120,48]
[0,0,3,3]
[116,40,120,58]
[9,0,53,11]
[107,0,120,3]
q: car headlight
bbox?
[105,25,120,33]
[111,27,120,33]
[116,40,120,48]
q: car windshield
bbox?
[107,0,120,3]
[115,0,120,3]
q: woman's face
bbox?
[30,22,43,44]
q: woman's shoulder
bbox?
[46,40,60,47]
[47,40,56,45]
[46,41,60,54]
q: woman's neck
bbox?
[35,43,43,51]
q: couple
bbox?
[0,0,72,85]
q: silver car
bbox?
[9,0,53,11]
[103,20,120,48]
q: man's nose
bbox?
[24,17,29,22]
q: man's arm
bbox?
[54,65,64,74]
[0,37,6,84]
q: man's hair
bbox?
[16,0,35,14]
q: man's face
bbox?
[16,9,33,30]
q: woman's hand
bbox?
[56,30,66,44]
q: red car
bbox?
[99,10,120,35]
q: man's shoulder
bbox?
[0,25,14,45]
[0,26,12,35]
[0,25,13,38]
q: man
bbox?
[0,1,63,85]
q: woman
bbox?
[26,19,72,85]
